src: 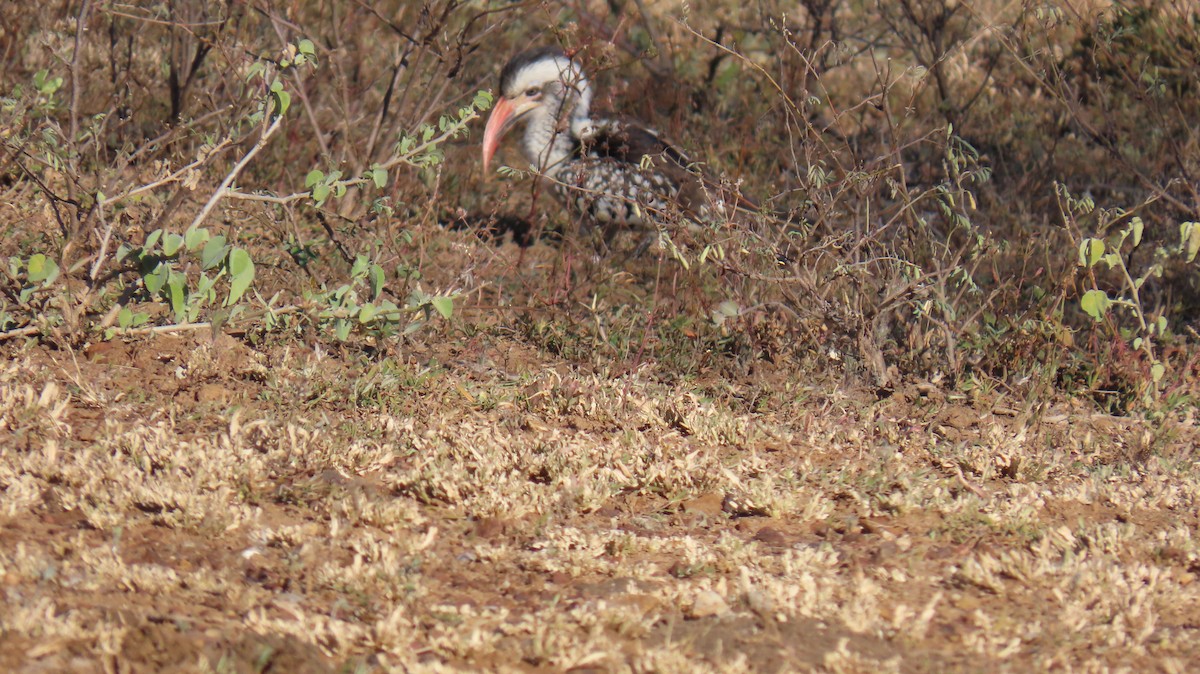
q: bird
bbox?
[481,46,761,245]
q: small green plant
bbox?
[1063,182,1199,392]
[107,225,255,336]
[290,89,493,209]
[302,255,455,341]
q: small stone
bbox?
[752,527,788,545]
[685,590,729,619]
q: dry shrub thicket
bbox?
[1,1,1200,672]
[1,0,1197,407]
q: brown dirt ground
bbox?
[2,317,1199,673]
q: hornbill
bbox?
[481,46,764,241]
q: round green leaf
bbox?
[144,262,169,294]
[185,226,210,251]
[162,232,185,257]
[276,89,291,115]
[1080,289,1111,320]
[27,254,59,284]
[201,235,229,270]
[358,303,378,323]
[430,296,453,320]
[311,183,330,205]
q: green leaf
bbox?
[197,272,218,300]
[1080,289,1111,321]
[430,296,453,320]
[1102,253,1122,269]
[334,319,352,341]
[1156,315,1168,336]
[144,262,169,294]
[298,39,316,57]
[116,243,133,263]
[34,69,62,95]
[311,183,330,205]
[369,264,385,300]
[1151,362,1165,383]
[358,303,378,323]
[371,166,387,189]
[270,81,290,116]
[118,307,133,329]
[184,226,210,251]
[472,89,493,111]
[162,232,185,257]
[1130,217,1143,247]
[201,235,229,270]
[1078,238,1104,267]
[27,254,59,284]
[1181,221,1200,262]
[167,270,187,321]
[305,170,324,188]
[225,248,255,306]
[144,229,163,251]
[275,89,291,116]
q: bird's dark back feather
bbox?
[577,120,761,217]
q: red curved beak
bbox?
[481,97,516,177]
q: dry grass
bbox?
[2,306,1199,672]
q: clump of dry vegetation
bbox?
[1,1,1198,672]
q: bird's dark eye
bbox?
[525,87,541,97]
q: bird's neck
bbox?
[520,86,593,176]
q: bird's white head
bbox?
[482,47,593,176]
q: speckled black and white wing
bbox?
[547,118,760,229]
[546,119,697,227]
